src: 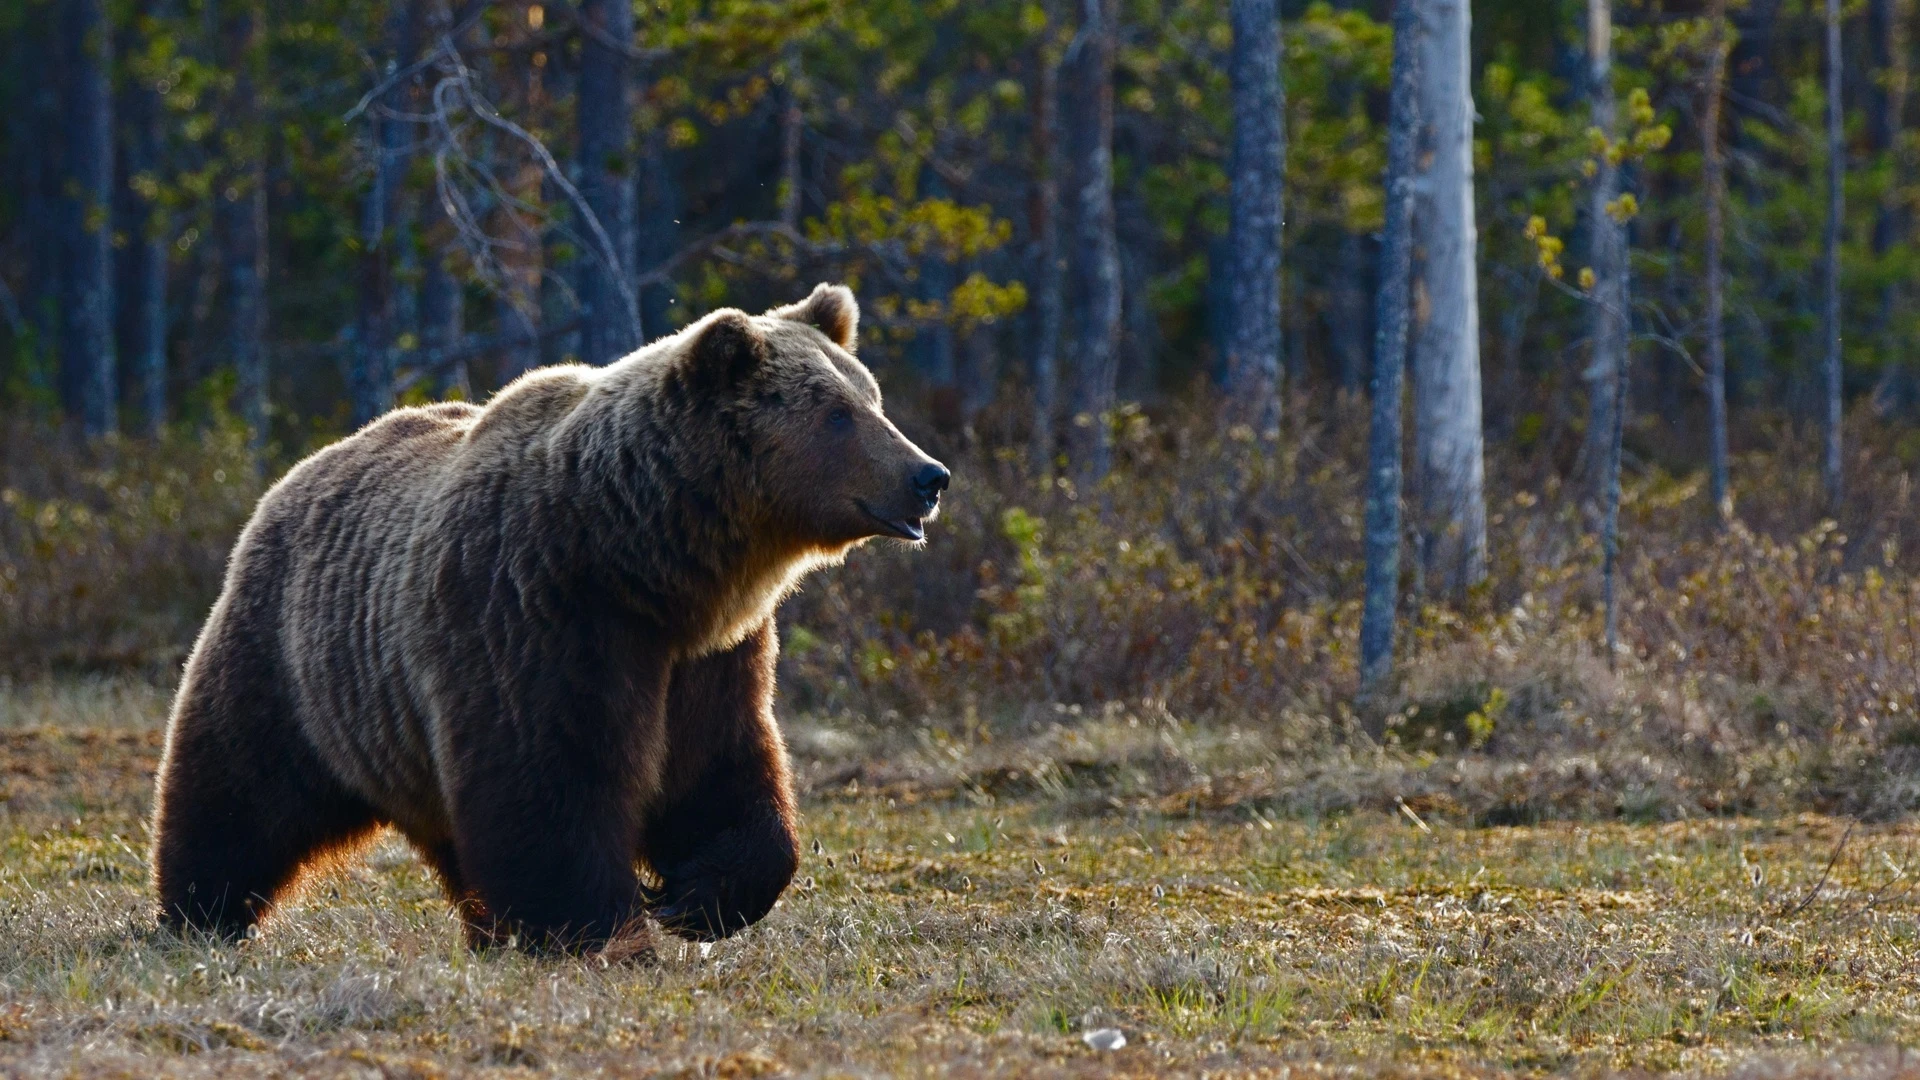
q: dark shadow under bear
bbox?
[149,285,947,952]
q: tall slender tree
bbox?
[1867,0,1910,411]
[56,0,118,436]
[1065,0,1122,483]
[219,0,268,447]
[1584,0,1634,659]
[118,0,170,435]
[1331,230,1371,394]
[17,15,60,392]
[1359,0,1424,693]
[779,41,804,231]
[1410,0,1486,593]
[577,0,640,365]
[1821,0,1844,511]
[1028,3,1065,473]
[353,3,419,427]
[1225,0,1284,432]
[418,0,463,398]
[1703,0,1731,521]
[420,175,466,399]
[1583,0,1629,501]
[635,123,681,342]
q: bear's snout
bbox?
[911,461,951,512]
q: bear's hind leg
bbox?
[152,682,377,940]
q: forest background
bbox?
[10,1,1920,1074]
[3,0,1920,818]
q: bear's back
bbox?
[245,401,486,828]
[224,370,604,834]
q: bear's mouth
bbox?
[857,501,926,542]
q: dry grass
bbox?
[8,404,1920,1074]
[2,686,1920,1076]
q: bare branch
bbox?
[555,1,671,64]
[438,55,644,345]
[342,2,489,123]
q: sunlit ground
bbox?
[3,680,1920,1077]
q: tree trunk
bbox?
[1821,0,1844,511]
[352,6,419,427]
[1065,0,1121,484]
[18,16,60,397]
[1582,0,1628,501]
[1581,0,1633,658]
[540,165,579,369]
[1868,0,1906,157]
[1225,0,1285,432]
[220,2,268,448]
[117,0,170,435]
[1867,0,1910,413]
[958,321,997,426]
[779,41,804,230]
[1028,8,1064,472]
[1703,0,1730,521]
[576,0,639,365]
[1330,229,1372,394]
[1359,0,1424,693]
[56,0,117,436]
[1410,0,1486,595]
[420,184,466,399]
[494,38,545,379]
[636,124,680,342]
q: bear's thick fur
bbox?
[150,284,947,951]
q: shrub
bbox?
[7,398,1920,818]
[0,412,262,674]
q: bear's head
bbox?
[673,283,950,549]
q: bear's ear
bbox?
[681,308,769,393]
[771,283,859,350]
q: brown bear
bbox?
[149,284,947,952]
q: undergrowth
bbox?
[6,400,1920,821]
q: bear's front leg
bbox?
[444,659,670,954]
[452,775,655,952]
[643,620,800,941]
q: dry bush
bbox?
[0,412,262,675]
[7,401,1920,819]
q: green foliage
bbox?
[1,0,1902,422]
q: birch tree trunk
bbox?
[1028,6,1065,472]
[56,0,117,436]
[1821,0,1844,511]
[577,0,640,365]
[1065,0,1122,484]
[1582,0,1628,502]
[1582,0,1634,658]
[1703,0,1730,521]
[1410,0,1486,594]
[1225,0,1284,432]
[1359,0,1424,693]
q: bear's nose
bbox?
[913,462,951,504]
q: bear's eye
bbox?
[826,406,853,432]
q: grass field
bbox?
[5,681,1920,1077]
